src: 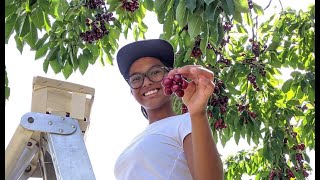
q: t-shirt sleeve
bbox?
[177,113,192,147]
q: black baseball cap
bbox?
[116,39,174,80]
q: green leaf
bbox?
[252,3,264,16]
[220,132,227,147]
[39,0,51,14]
[270,51,281,68]
[19,15,31,38]
[308,87,315,102]
[300,79,308,93]
[204,0,214,5]
[35,43,50,60]
[15,14,26,37]
[234,130,240,145]
[106,50,113,65]
[294,110,304,116]
[43,12,51,33]
[267,34,282,51]
[5,86,10,100]
[49,60,62,74]
[216,20,225,46]
[43,59,49,73]
[187,15,203,39]
[154,0,167,19]
[287,99,300,106]
[108,0,121,11]
[143,0,154,11]
[233,10,243,24]
[5,13,17,44]
[5,4,16,18]
[57,46,66,66]
[46,45,59,61]
[274,128,284,142]
[79,54,89,75]
[186,0,197,13]
[203,1,219,24]
[200,24,209,55]
[33,34,49,50]
[290,71,302,78]
[25,23,38,48]
[5,68,10,100]
[236,24,247,34]
[30,8,45,29]
[263,145,272,162]
[133,25,138,41]
[50,0,61,20]
[62,61,73,79]
[184,48,192,62]
[233,0,249,13]
[176,1,187,27]
[303,152,310,163]
[163,8,173,39]
[86,44,99,64]
[244,12,253,27]
[281,79,293,93]
[14,34,25,54]
[99,47,104,66]
[221,0,234,16]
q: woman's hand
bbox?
[167,65,215,117]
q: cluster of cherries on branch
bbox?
[236,103,257,124]
[121,0,139,12]
[208,78,229,130]
[269,126,309,179]
[287,127,309,178]
[80,13,115,43]
[191,38,202,58]
[80,0,116,43]
[85,0,105,9]
[161,72,230,131]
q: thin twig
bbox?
[264,0,273,11]
[252,0,273,20]
[248,7,256,43]
[278,0,284,11]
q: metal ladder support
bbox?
[5,112,96,180]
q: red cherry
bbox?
[181,80,188,89]
[164,88,173,96]
[250,112,257,119]
[214,121,220,129]
[171,84,180,93]
[161,77,173,88]
[173,74,182,83]
[175,90,184,97]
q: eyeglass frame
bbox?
[126,65,172,89]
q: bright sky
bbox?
[5,1,314,179]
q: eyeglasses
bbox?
[126,66,171,89]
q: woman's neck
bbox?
[146,102,177,124]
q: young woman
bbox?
[114,39,223,180]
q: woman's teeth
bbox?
[144,89,159,96]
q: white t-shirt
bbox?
[114,113,193,180]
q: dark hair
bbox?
[141,106,148,119]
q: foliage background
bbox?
[5,0,315,179]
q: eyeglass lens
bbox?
[129,67,166,89]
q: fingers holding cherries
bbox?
[161,65,215,98]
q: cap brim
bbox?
[116,39,174,80]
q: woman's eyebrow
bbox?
[129,64,163,77]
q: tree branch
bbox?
[278,0,284,11]
[264,0,273,11]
